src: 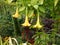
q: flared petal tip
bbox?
[12,14,19,18]
[33,24,42,29]
[22,23,31,27]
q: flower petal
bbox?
[12,8,19,18]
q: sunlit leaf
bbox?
[19,6,25,12]
[5,0,13,4]
[31,0,38,5]
[39,0,44,5]
[12,38,18,45]
[9,37,13,45]
[52,44,56,45]
[9,37,18,45]
[54,0,59,7]
[33,5,38,9]
[28,4,31,7]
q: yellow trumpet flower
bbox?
[12,8,19,18]
[33,13,42,29]
[22,15,31,27]
[22,7,31,27]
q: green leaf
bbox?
[33,5,38,9]
[12,38,18,45]
[5,0,13,4]
[31,0,38,5]
[39,6,45,13]
[52,44,56,45]
[19,6,25,12]
[54,0,59,7]
[39,0,44,5]
[56,33,60,37]
[29,10,34,18]
[55,15,60,20]
[28,4,31,7]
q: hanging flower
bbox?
[12,8,19,18]
[22,15,31,27]
[22,8,31,27]
[33,12,42,29]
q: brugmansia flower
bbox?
[22,7,31,27]
[33,13,42,29]
[12,8,19,18]
[22,15,31,27]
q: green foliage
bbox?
[0,0,60,45]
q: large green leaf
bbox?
[39,6,45,13]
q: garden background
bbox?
[0,0,60,45]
